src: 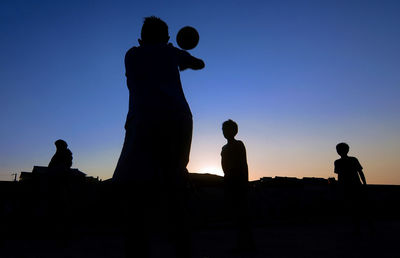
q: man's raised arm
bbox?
[178,49,205,71]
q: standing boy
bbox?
[221,119,253,251]
[334,142,368,233]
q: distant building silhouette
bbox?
[259,176,331,186]
[19,166,87,183]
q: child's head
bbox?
[55,139,68,150]
[140,16,169,45]
[222,119,238,140]
[336,142,349,157]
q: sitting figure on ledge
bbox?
[48,139,73,172]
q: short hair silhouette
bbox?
[222,119,238,139]
[336,142,350,156]
[140,16,169,44]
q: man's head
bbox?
[336,142,349,157]
[139,16,169,45]
[55,139,68,149]
[222,119,238,140]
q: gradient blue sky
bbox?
[1,0,399,184]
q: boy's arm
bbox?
[238,141,249,181]
[221,148,228,175]
[355,158,367,185]
[221,158,227,175]
[358,170,367,185]
[334,160,339,174]
[177,49,205,71]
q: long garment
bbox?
[113,43,196,186]
[113,116,192,187]
[112,43,197,257]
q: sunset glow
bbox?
[197,166,224,177]
[1,1,399,185]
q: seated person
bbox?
[48,139,73,172]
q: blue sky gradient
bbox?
[1,0,399,184]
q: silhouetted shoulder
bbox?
[124,46,138,76]
[234,140,246,153]
[236,140,245,148]
[221,140,246,158]
[335,156,362,172]
[334,159,340,173]
[221,143,229,153]
[349,156,362,169]
[348,156,359,162]
[125,46,138,59]
[334,156,363,185]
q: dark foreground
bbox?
[1,176,400,257]
[1,219,399,258]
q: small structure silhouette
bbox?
[221,119,254,251]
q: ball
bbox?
[176,26,199,50]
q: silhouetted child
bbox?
[334,142,370,233]
[48,139,72,171]
[113,16,204,258]
[221,120,248,192]
[221,119,253,251]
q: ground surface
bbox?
[1,220,399,258]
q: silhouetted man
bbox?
[48,139,72,171]
[221,119,253,251]
[334,142,368,233]
[113,16,204,258]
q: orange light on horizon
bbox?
[196,166,224,177]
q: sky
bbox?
[1,0,399,184]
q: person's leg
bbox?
[113,120,157,183]
[114,120,160,258]
[236,187,254,251]
[162,118,193,258]
[348,188,361,234]
[122,183,155,258]
[160,118,192,186]
[362,187,376,233]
